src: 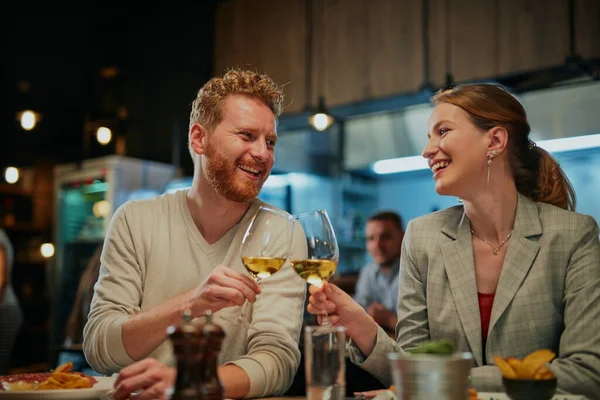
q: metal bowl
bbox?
[388,351,474,400]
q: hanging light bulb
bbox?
[40,243,55,258]
[309,96,334,131]
[96,127,112,145]
[4,167,19,184]
[18,110,39,131]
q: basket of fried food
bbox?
[0,362,97,391]
[493,349,557,400]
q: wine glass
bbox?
[291,209,339,327]
[235,205,295,325]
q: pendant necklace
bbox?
[471,230,513,255]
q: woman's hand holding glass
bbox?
[307,281,379,356]
[290,209,340,327]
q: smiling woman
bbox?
[428,84,575,210]
[306,83,600,398]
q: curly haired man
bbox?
[84,68,307,399]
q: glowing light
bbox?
[4,167,19,184]
[96,127,112,145]
[92,200,110,218]
[40,243,55,258]
[372,156,429,174]
[310,113,334,131]
[20,110,37,130]
[371,133,600,175]
[536,133,600,153]
[263,174,289,189]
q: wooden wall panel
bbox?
[575,0,600,59]
[366,0,424,96]
[214,0,599,114]
[427,0,449,86]
[497,0,569,74]
[214,0,307,113]
[313,0,370,107]
[447,0,500,82]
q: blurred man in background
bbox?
[354,211,404,332]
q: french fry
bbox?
[494,349,556,380]
[534,367,555,380]
[506,357,522,371]
[523,349,555,370]
[36,362,94,390]
[2,362,96,391]
[517,349,555,379]
[493,355,518,379]
[53,362,73,374]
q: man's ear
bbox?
[487,126,509,155]
[189,123,209,156]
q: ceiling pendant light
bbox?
[309,96,334,131]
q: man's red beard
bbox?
[202,139,265,203]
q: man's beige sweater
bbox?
[83,189,307,398]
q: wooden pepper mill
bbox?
[169,309,225,400]
[198,310,225,400]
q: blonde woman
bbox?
[308,84,600,398]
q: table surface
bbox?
[256,393,587,400]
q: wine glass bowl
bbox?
[290,209,339,325]
[242,256,287,280]
[234,206,295,324]
[291,258,337,287]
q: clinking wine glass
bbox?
[235,205,295,325]
[291,209,339,327]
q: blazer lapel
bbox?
[489,194,542,334]
[441,210,484,365]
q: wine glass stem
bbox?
[317,283,331,326]
[236,277,261,324]
[321,310,331,326]
[236,300,250,323]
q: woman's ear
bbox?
[487,126,508,155]
[189,123,208,156]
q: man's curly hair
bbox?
[188,68,285,161]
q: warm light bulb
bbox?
[40,243,55,258]
[96,127,112,145]
[20,110,37,131]
[4,167,19,184]
[313,113,329,131]
[93,200,110,218]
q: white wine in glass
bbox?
[235,206,295,324]
[291,209,339,326]
[241,256,287,280]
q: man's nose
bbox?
[250,140,269,162]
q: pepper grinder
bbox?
[169,309,204,400]
[169,310,225,400]
[198,310,225,400]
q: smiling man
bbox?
[83,68,307,399]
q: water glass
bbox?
[304,326,346,400]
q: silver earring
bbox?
[487,150,498,184]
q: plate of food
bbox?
[0,362,115,399]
